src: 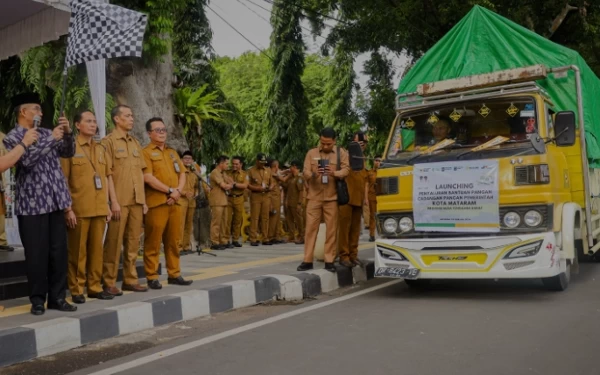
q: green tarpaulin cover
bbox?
[397,5,600,167]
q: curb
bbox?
[0,261,375,367]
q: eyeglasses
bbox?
[151,128,167,134]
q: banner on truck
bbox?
[413,160,499,232]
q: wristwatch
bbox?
[168,187,174,195]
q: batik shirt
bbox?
[3,125,75,216]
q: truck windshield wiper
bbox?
[406,142,468,165]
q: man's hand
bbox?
[167,198,175,206]
[52,125,65,141]
[364,199,369,209]
[186,192,193,199]
[65,210,77,229]
[22,128,39,147]
[323,165,333,175]
[169,189,182,201]
[111,201,121,221]
[58,116,72,134]
[106,210,112,223]
[143,204,149,214]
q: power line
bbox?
[206,4,273,61]
[242,0,328,41]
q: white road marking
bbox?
[87,280,401,375]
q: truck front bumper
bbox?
[374,232,565,280]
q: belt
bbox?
[252,191,268,194]
[230,194,244,198]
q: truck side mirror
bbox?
[554,111,576,146]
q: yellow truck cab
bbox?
[374,65,592,291]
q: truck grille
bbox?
[376,177,399,196]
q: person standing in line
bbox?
[285,160,305,244]
[179,150,198,255]
[4,93,75,315]
[367,157,381,242]
[247,154,275,246]
[338,131,369,268]
[267,159,287,244]
[297,127,350,273]
[102,105,148,295]
[223,156,248,248]
[61,111,114,303]
[0,131,13,252]
[142,117,193,289]
[209,156,233,250]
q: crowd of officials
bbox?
[2,93,380,316]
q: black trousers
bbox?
[18,210,68,305]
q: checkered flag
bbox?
[65,0,148,69]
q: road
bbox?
[5,263,600,375]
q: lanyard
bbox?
[81,142,97,174]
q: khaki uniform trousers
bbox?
[179,204,195,251]
[103,204,143,287]
[268,193,281,242]
[224,195,244,243]
[304,199,337,263]
[338,204,363,262]
[362,203,370,228]
[369,199,377,237]
[250,193,269,243]
[221,198,233,244]
[210,205,227,245]
[144,204,182,280]
[68,216,106,295]
[286,204,304,241]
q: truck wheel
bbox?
[403,279,432,288]
[541,265,570,292]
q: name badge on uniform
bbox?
[174,162,181,173]
[94,174,103,190]
[133,149,140,156]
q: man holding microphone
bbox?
[4,93,75,316]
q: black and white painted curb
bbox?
[0,261,375,367]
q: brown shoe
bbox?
[122,283,148,292]
[340,260,353,268]
[351,259,363,267]
[103,286,123,296]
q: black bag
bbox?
[336,146,349,206]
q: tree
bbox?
[265,0,310,163]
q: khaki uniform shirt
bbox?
[209,168,228,206]
[101,129,146,206]
[285,175,305,206]
[143,143,185,209]
[61,136,111,218]
[303,147,350,201]
[367,169,378,201]
[248,166,273,196]
[181,165,199,208]
[228,170,248,197]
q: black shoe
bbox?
[262,241,272,246]
[232,241,242,247]
[48,299,77,312]
[71,294,86,304]
[251,242,259,246]
[148,279,163,290]
[210,244,225,250]
[226,243,234,249]
[369,236,375,242]
[324,263,337,273]
[339,260,353,268]
[88,291,115,300]
[0,245,14,251]
[297,262,314,271]
[168,276,193,286]
[30,304,45,316]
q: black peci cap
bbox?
[257,153,267,163]
[11,92,41,112]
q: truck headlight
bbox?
[503,212,521,228]
[378,246,407,261]
[383,218,398,233]
[504,240,543,259]
[399,217,414,233]
[524,210,542,227]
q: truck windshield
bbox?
[387,97,539,163]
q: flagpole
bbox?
[59,66,68,118]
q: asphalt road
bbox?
[7,263,600,375]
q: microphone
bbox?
[32,115,41,145]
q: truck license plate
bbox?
[375,267,420,279]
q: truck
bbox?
[373,5,600,291]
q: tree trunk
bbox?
[107,51,188,152]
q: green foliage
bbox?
[173,85,229,160]
[265,0,310,163]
